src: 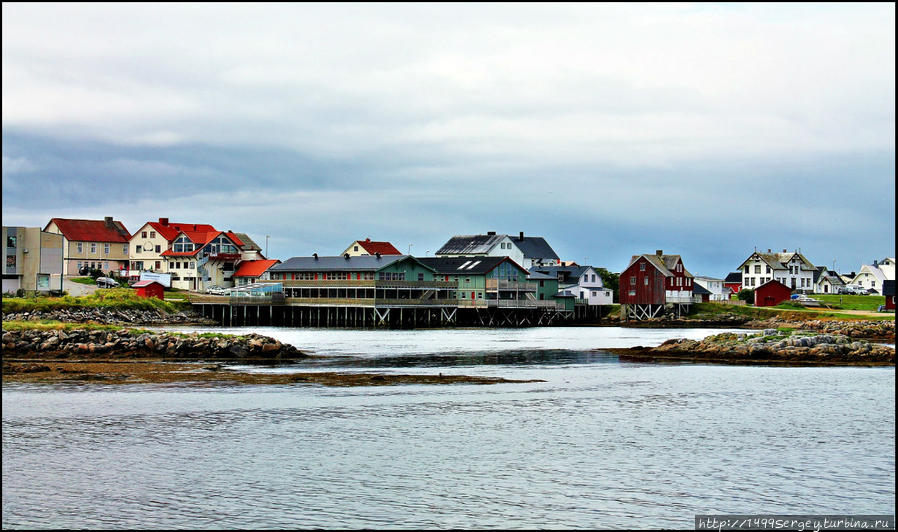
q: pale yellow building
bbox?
[3,226,64,294]
[44,217,131,276]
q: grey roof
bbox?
[513,236,559,260]
[628,253,694,278]
[532,265,592,281]
[417,256,523,275]
[692,283,711,295]
[724,272,742,283]
[436,234,506,255]
[435,233,559,260]
[234,233,261,251]
[271,254,414,272]
[527,270,555,280]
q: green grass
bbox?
[687,301,893,321]
[2,288,191,314]
[807,294,886,311]
[70,277,97,285]
[1,320,244,339]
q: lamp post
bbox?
[408,243,413,256]
[265,235,270,258]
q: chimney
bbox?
[344,253,350,260]
[519,231,524,241]
[656,249,663,256]
[313,253,318,259]
[768,249,772,253]
[487,231,496,236]
[375,252,381,258]
[365,238,371,243]
[159,217,169,226]
[783,249,787,253]
[104,216,114,227]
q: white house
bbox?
[436,231,560,270]
[531,265,613,305]
[852,258,895,294]
[737,249,816,294]
[813,266,845,294]
[693,275,729,301]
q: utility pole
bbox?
[265,235,270,258]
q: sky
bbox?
[2,3,894,276]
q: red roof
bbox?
[234,259,280,278]
[45,218,131,243]
[131,280,164,288]
[160,230,245,257]
[356,238,401,255]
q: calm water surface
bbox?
[3,327,894,529]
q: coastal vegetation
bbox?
[2,288,191,314]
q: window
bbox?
[155,261,161,270]
[77,261,82,271]
[630,277,636,286]
[142,231,147,238]
[628,290,636,297]
[77,242,83,253]
[6,235,16,248]
[155,245,161,253]
[150,231,156,238]
[123,244,128,254]
[766,265,771,273]
[640,263,645,271]
[580,291,584,298]
[591,274,596,282]
[417,273,424,281]
[104,243,110,254]
[644,278,648,286]
[592,291,597,296]
[136,245,142,253]
[189,262,194,269]
[353,246,358,252]
[754,265,761,274]
[90,243,97,253]
[744,266,749,274]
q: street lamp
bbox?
[408,243,413,255]
[265,235,270,258]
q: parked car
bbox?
[840,285,865,295]
[205,285,225,295]
[95,277,119,288]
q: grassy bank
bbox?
[2,288,191,314]
[688,302,893,321]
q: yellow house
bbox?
[342,238,402,257]
[44,217,131,276]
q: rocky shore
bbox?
[2,327,306,364]
[742,317,895,342]
[2,307,216,326]
[609,330,895,366]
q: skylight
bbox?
[467,260,482,270]
[458,261,472,270]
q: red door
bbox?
[471,291,475,300]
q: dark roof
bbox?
[436,234,506,255]
[692,283,711,295]
[417,256,526,275]
[513,236,559,260]
[724,272,742,283]
[527,270,555,280]
[883,280,895,297]
[272,254,417,272]
[234,233,261,251]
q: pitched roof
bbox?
[233,259,281,278]
[45,218,131,243]
[355,238,402,255]
[417,256,526,275]
[511,236,559,260]
[739,251,815,271]
[271,254,415,272]
[628,253,693,278]
[131,280,163,288]
[436,234,506,255]
[527,270,556,280]
[160,230,244,257]
[883,280,895,297]
[233,233,261,251]
[692,283,711,295]
[724,272,743,283]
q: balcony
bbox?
[486,279,536,291]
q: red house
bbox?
[883,280,895,311]
[724,272,742,296]
[753,279,791,307]
[132,280,165,300]
[619,250,694,320]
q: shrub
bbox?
[737,288,754,304]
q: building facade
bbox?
[737,249,815,294]
[2,226,64,294]
[44,217,131,276]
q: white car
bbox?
[205,285,226,295]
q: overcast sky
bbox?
[2,3,894,275]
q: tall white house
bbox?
[736,249,816,294]
[852,258,895,294]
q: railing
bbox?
[378,280,455,289]
[285,297,375,306]
[486,279,536,291]
[375,298,458,307]
[190,294,230,303]
[487,299,538,308]
[457,300,488,309]
[665,294,694,304]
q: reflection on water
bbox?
[3,327,895,529]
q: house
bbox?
[723,272,742,295]
[530,264,612,306]
[435,231,560,269]
[131,280,165,300]
[129,218,266,291]
[417,255,534,308]
[44,217,131,276]
[2,226,64,294]
[883,280,895,311]
[737,249,815,294]
[619,250,694,320]
[342,238,402,257]
[692,282,711,303]
[693,275,729,301]
[233,259,281,286]
[839,272,857,285]
[812,266,845,294]
[754,279,792,307]
[527,270,559,305]
[851,258,895,294]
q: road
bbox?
[63,277,99,296]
